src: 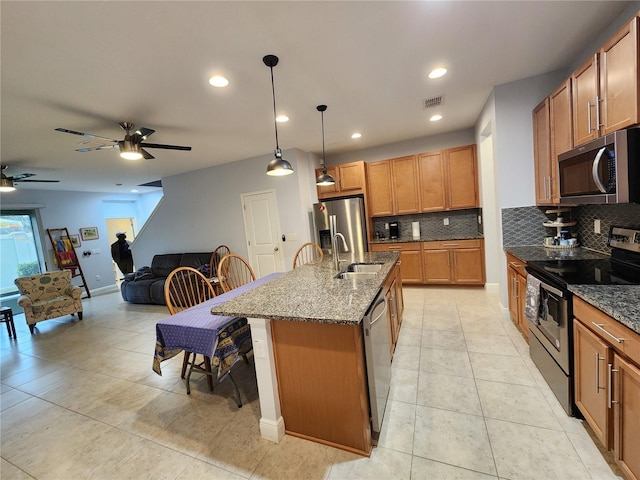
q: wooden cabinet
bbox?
[366,156,419,216]
[418,145,478,212]
[572,17,640,147]
[316,160,366,199]
[533,99,554,205]
[383,262,404,356]
[506,252,529,339]
[573,296,640,480]
[423,239,485,285]
[370,242,423,284]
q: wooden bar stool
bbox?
[0,306,17,339]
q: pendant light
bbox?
[315,105,336,186]
[263,55,294,176]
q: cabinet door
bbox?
[418,151,447,212]
[572,54,599,147]
[613,353,640,480]
[574,319,611,448]
[399,249,423,284]
[533,98,553,205]
[446,145,478,210]
[389,280,400,352]
[391,156,420,215]
[394,268,404,325]
[366,160,394,217]
[316,166,340,198]
[423,249,452,284]
[600,17,639,135]
[549,80,573,204]
[507,267,519,322]
[452,247,484,285]
[339,161,365,193]
[516,274,529,340]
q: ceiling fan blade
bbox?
[55,127,117,143]
[136,127,155,139]
[10,173,36,180]
[141,149,155,160]
[75,145,118,152]
[140,143,192,151]
[16,179,60,183]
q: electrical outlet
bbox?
[478,215,482,225]
[594,219,601,234]
[95,275,101,281]
[384,223,389,230]
[444,217,450,226]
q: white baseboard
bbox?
[484,282,499,293]
[260,416,285,443]
[87,284,119,297]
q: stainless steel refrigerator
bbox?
[312,197,368,259]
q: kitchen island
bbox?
[210,251,400,456]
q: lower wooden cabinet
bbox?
[506,253,529,339]
[370,243,423,284]
[383,261,404,357]
[573,296,640,480]
[423,239,485,285]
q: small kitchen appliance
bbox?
[389,222,399,239]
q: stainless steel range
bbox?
[525,226,640,416]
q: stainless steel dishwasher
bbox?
[362,288,390,439]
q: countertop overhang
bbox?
[210,252,400,325]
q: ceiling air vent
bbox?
[424,95,443,109]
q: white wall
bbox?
[131,148,318,271]
[1,189,156,293]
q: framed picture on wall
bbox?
[69,234,81,248]
[79,227,99,241]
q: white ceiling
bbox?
[1,1,631,193]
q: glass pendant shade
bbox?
[263,54,294,177]
[0,177,16,192]
[315,104,335,186]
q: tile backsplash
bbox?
[502,203,640,254]
[372,209,481,240]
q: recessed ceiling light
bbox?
[208,75,229,87]
[351,133,362,139]
[430,114,443,122]
[276,114,289,123]
[131,189,139,193]
[428,68,447,79]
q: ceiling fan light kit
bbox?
[263,54,294,177]
[0,177,16,192]
[315,104,335,187]
[0,165,59,191]
[119,139,143,160]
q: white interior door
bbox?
[241,190,284,277]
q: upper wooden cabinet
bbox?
[533,98,553,205]
[418,144,478,212]
[572,16,640,147]
[366,155,420,217]
[316,160,366,199]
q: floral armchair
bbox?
[15,271,83,333]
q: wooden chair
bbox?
[217,254,256,293]
[164,266,217,390]
[293,242,323,269]
[208,245,231,293]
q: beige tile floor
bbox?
[1,287,623,480]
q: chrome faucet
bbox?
[332,232,349,270]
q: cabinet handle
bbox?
[608,363,619,408]
[595,353,604,393]
[546,176,552,200]
[388,246,402,250]
[453,252,457,267]
[447,254,450,267]
[592,322,624,343]
[443,243,459,247]
[596,95,602,129]
[587,100,593,133]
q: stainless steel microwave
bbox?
[558,128,640,204]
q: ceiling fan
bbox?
[55,121,192,160]
[1,165,60,191]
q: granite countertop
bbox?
[569,285,640,335]
[371,233,483,244]
[210,251,400,325]
[504,246,639,335]
[504,245,610,262]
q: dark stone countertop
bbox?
[210,252,400,325]
[504,246,639,336]
[371,233,483,244]
[569,285,640,335]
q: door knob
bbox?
[274,247,279,252]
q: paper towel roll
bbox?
[412,221,420,239]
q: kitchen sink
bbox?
[344,262,384,273]
[335,271,379,280]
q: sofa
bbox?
[120,252,212,305]
[15,270,83,333]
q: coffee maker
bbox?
[389,222,399,239]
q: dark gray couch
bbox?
[120,252,212,305]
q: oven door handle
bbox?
[539,281,564,298]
